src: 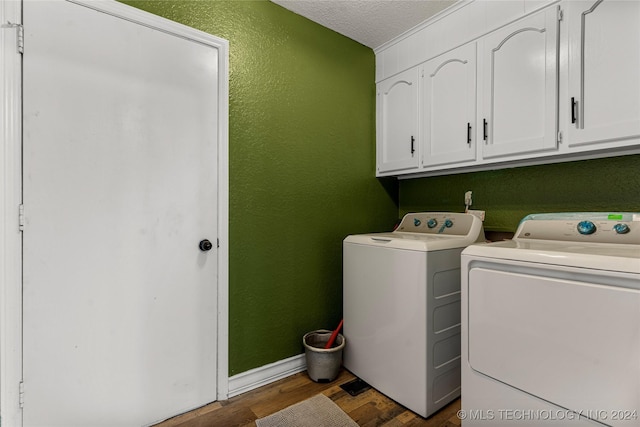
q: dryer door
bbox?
[467,265,640,426]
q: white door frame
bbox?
[0,1,229,424]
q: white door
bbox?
[422,42,477,167]
[376,67,420,174]
[479,6,559,159]
[566,0,640,147]
[22,1,220,426]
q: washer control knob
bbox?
[613,223,630,234]
[427,218,438,228]
[413,218,421,227]
[577,220,596,235]
[444,219,454,228]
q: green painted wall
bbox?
[121,1,398,375]
[120,0,640,378]
[400,154,640,232]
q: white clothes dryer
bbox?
[343,212,485,418]
[461,212,640,426]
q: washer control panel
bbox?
[515,213,640,244]
[396,212,480,236]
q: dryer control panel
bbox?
[515,212,640,244]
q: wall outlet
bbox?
[468,210,485,221]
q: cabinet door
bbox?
[422,43,477,167]
[377,67,420,174]
[566,0,640,147]
[480,6,559,159]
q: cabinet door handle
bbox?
[467,123,472,145]
[571,97,577,124]
[483,119,488,142]
[411,135,415,155]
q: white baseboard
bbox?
[228,353,307,398]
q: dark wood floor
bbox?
[154,369,462,427]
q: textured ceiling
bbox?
[271,0,457,49]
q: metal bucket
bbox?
[303,329,346,383]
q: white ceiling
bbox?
[271,0,457,49]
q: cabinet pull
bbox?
[483,119,488,142]
[467,123,472,145]
[411,136,415,155]
[571,97,577,124]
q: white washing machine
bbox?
[343,212,485,418]
[461,212,640,426]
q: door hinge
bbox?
[557,131,563,144]
[17,24,23,53]
[557,7,564,22]
[18,204,25,231]
[1,23,24,54]
[217,238,220,248]
[19,381,24,408]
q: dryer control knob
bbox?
[427,218,438,228]
[444,219,454,228]
[414,218,421,227]
[613,223,630,234]
[577,221,596,235]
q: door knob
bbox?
[199,239,213,252]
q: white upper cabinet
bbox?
[479,6,559,159]
[525,0,557,14]
[565,0,640,147]
[377,67,420,174]
[374,0,640,178]
[421,43,477,167]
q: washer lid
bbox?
[344,212,485,252]
[345,232,479,251]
